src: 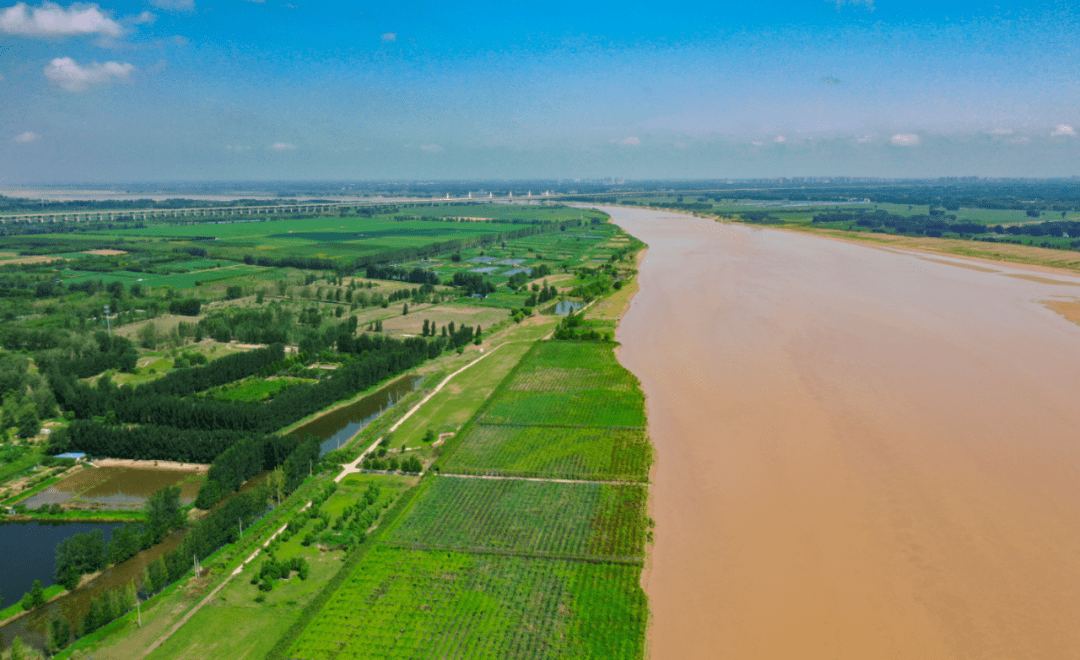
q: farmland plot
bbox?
[286,548,647,660]
[442,424,651,481]
[480,389,645,428]
[386,478,647,560]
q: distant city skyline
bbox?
[2,0,1078,182]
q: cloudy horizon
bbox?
[2,0,1077,183]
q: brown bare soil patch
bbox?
[1044,299,1080,326]
[83,249,128,256]
[0,254,66,265]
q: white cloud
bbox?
[617,136,640,146]
[774,135,786,143]
[856,135,872,143]
[14,131,39,143]
[890,133,920,146]
[380,32,396,42]
[150,0,193,10]
[419,144,442,153]
[0,2,122,37]
[44,57,134,91]
[129,10,154,24]
[1051,124,1076,137]
[270,142,295,151]
[987,127,1014,136]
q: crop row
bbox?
[387,478,645,558]
[287,548,646,659]
[480,390,645,427]
[504,342,641,393]
[442,424,652,481]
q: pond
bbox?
[290,375,422,454]
[554,300,584,315]
[0,521,186,651]
[20,466,204,510]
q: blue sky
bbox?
[1,0,1078,182]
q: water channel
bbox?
[291,374,422,455]
[0,373,422,651]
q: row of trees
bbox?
[50,336,434,453]
[194,437,320,510]
[53,486,186,589]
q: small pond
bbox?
[554,300,584,315]
[21,466,203,510]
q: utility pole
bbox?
[104,304,111,335]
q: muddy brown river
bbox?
[607,207,1080,659]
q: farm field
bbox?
[386,318,558,452]
[285,547,647,660]
[379,304,507,337]
[441,341,651,480]
[0,197,650,659]
[387,478,648,559]
[441,425,651,481]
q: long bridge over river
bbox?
[0,191,566,224]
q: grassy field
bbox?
[208,376,313,403]
[380,304,508,337]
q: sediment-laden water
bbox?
[608,207,1080,659]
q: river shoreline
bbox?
[607,206,1080,659]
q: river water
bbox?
[607,207,1080,659]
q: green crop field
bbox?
[286,547,647,660]
[506,341,642,391]
[441,425,651,481]
[480,389,645,427]
[387,478,647,559]
[441,341,651,480]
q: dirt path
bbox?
[438,473,640,486]
[335,338,525,482]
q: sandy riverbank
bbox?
[608,207,1080,659]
